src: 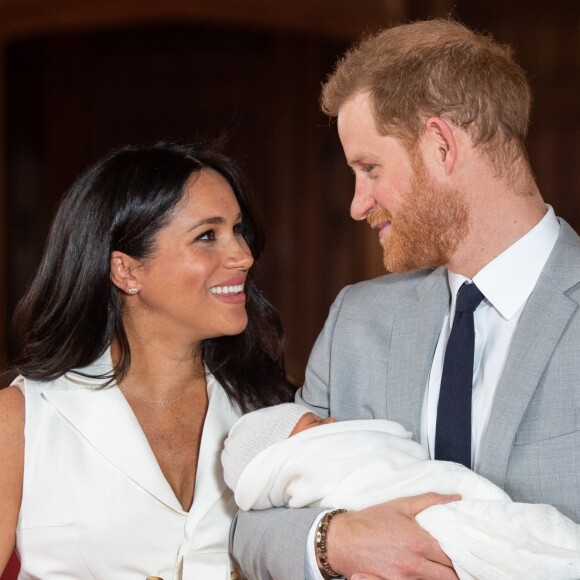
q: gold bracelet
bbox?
[315,508,347,578]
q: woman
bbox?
[0,142,294,579]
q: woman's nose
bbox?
[227,237,254,269]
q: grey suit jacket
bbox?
[232,219,580,579]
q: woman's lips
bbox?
[209,278,247,304]
[211,290,246,305]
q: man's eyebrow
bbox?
[348,156,376,167]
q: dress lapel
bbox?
[42,350,185,515]
[186,375,239,531]
[386,269,449,439]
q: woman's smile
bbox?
[209,277,247,304]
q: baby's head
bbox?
[222,403,336,491]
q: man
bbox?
[232,19,580,579]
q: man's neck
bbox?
[446,165,546,278]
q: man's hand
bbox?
[326,493,460,580]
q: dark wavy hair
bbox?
[11,142,294,412]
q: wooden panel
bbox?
[453,1,580,232]
[0,0,397,44]
[3,26,362,379]
[1,0,579,373]
[0,1,401,369]
[0,47,5,366]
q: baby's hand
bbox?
[289,413,336,435]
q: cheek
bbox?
[374,174,411,207]
[175,255,217,289]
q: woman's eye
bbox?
[196,230,215,241]
[234,222,245,235]
[364,164,376,174]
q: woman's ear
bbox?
[423,117,458,175]
[110,251,142,295]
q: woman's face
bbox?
[126,169,254,344]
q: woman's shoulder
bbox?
[0,364,25,430]
[0,384,25,452]
[0,385,24,571]
[0,366,23,406]
[0,384,24,416]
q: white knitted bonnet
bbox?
[222,403,311,491]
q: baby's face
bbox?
[290,412,337,436]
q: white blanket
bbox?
[232,420,580,580]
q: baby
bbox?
[222,403,580,580]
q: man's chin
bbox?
[383,253,411,273]
[383,246,446,273]
[382,239,413,272]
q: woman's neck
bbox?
[111,334,205,401]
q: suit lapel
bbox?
[479,221,580,484]
[386,269,449,439]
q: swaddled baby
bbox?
[222,403,580,580]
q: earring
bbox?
[128,287,139,294]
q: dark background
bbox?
[0,0,579,381]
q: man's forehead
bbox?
[338,100,382,149]
[338,92,374,122]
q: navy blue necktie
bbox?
[435,282,484,468]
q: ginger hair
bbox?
[321,19,532,176]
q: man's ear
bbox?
[110,250,142,295]
[422,117,458,175]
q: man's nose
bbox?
[350,181,375,221]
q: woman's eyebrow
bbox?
[187,217,224,232]
[187,211,243,232]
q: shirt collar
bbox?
[448,205,560,320]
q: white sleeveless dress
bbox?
[14,349,242,579]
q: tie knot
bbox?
[456,282,484,313]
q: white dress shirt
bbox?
[422,205,559,471]
[307,205,560,578]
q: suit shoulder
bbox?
[345,269,437,298]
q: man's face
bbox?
[337,93,468,272]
